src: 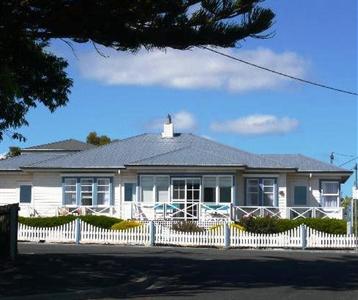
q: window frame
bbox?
[18,183,32,204]
[62,177,113,207]
[320,180,340,208]
[63,178,77,206]
[245,177,278,207]
[202,175,234,204]
[139,175,170,203]
[96,178,111,206]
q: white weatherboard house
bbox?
[0,116,352,221]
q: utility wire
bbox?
[339,156,358,167]
[200,46,358,96]
[334,152,356,158]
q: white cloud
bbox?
[211,114,299,135]
[78,47,307,92]
[148,111,197,132]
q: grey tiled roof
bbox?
[22,139,96,152]
[0,153,69,171]
[25,134,287,169]
[0,133,352,173]
[261,154,349,172]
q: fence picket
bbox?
[17,220,358,249]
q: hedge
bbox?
[237,216,347,234]
[19,215,122,229]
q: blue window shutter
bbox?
[93,177,97,206]
[294,186,307,205]
[110,178,114,206]
[76,178,81,206]
[20,185,32,203]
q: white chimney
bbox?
[162,114,174,138]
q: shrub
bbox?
[19,215,122,229]
[80,215,122,229]
[209,223,245,231]
[19,216,76,227]
[237,216,346,234]
[111,220,142,231]
[172,221,205,232]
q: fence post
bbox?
[149,220,155,246]
[75,218,81,244]
[9,204,19,260]
[224,222,230,249]
[347,221,352,235]
[300,224,307,250]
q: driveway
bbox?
[1,243,358,299]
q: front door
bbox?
[172,178,200,220]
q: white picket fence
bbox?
[18,220,358,249]
[18,220,76,243]
[155,224,225,247]
[81,221,150,245]
[306,227,356,249]
[230,226,302,248]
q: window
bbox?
[203,177,216,203]
[321,181,340,207]
[219,176,232,203]
[64,178,77,205]
[62,177,112,206]
[247,179,259,206]
[141,176,154,202]
[172,179,185,200]
[19,185,32,203]
[246,178,277,206]
[156,176,169,202]
[80,178,93,206]
[186,179,200,202]
[262,179,275,206]
[294,186,307,205]
[124,183,136,202]
[97,178,110,205]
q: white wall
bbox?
[31,172,62,216]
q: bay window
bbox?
[245,178,277,206]
[321,181,340,207]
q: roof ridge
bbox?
[128,144,192,165]
[26,133,150,168]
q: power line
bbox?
[200,46,358,96]
[339,156,358,167]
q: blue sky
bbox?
[1,0,357,195]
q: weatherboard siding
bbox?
[31,173,62,216]
[0,173,33,205]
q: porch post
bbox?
[278,173,287,218]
